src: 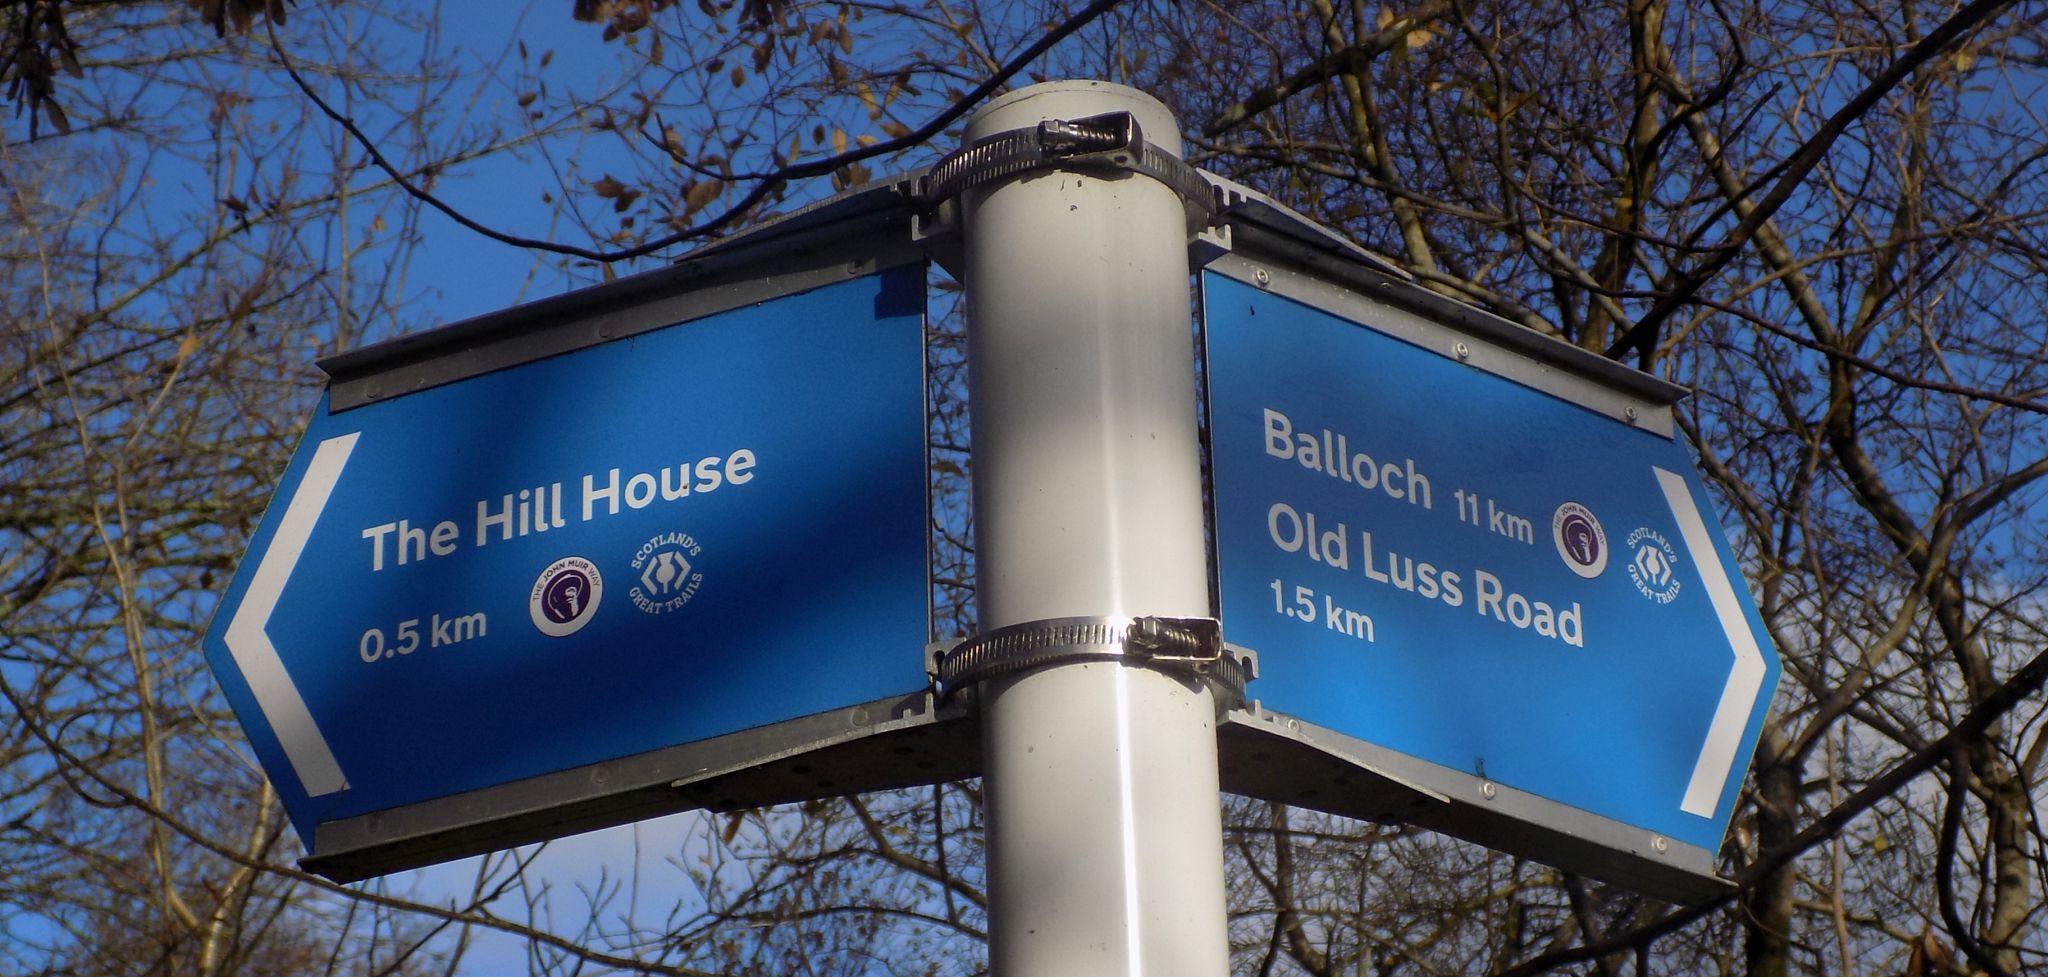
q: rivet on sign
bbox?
[1652,835,1669,854]
[1480,781,1498,800]
[1453,341,1471,361]
[1625,406,1640,423]
[1253,268,1271,288]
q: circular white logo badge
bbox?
[1626,528,1682,604]
[1551,502,1608,578]
[530,556,602,637]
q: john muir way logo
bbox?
[530,556,602,637]
[1551,502,1608,579]
[629,531,704,614]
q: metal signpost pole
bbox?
[958,82,1230,977]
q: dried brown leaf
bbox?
[683,178,723,215]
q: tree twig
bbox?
[265,0,1128,263]
[1603,0,2024,364]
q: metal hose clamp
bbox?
[920,111,1219,232]
[931,615,1253,706]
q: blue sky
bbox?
[335,0,958,330]
[344,0,653,325]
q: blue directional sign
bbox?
[204,264,929,852]
[1204,267,1778,859]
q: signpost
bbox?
[203,79,1784,974]
[203,218,953,881]
[1202,246,1780,899]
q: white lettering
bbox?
[1268,502,1305,553]
[694,456,724,493]
[398,519,429,564]
[660,464,690,501]
[583,469,620,521]
[1472,569,1582,646]
[625,472,657,509]
[1261,407,1432,509]
[1264,409,1295,459]
[477,495,514,545]
[429,520,459,556]
[726,449,755,485]
[362,522,396,571]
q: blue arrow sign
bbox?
[1204,269,1778,855]
[205,266,929,844]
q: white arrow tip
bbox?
[223,432,359,797]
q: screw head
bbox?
[1480,781,1498,800]
[1652,835,1669,854]
[1624,405,1639,423]
[1453,341,1471,360]
[1253,268,1271,288]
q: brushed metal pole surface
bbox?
[962,80,1229,977]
